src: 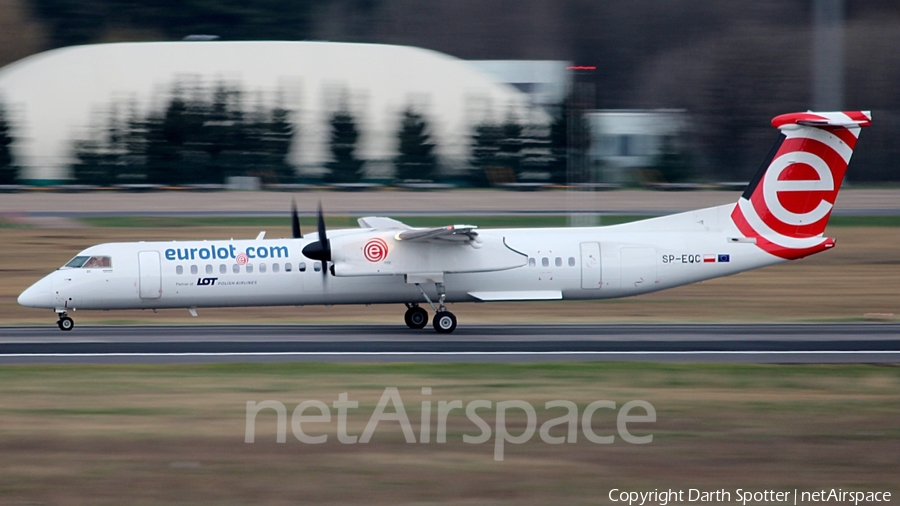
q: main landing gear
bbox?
[404,282,458,333]
[404,304,429,329]
[56,312,74,331]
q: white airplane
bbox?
[19,110,871,333]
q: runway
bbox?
[5,189,900,216]
[0,323,898,364]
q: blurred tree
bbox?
[233,101,297,184]
[146,83,299,184]
[30,0,102,48]
[72,139,112,185]
[145,93,190,184]
[546,106,568,184]
[544,97,591,184]
[652,135,693,183]
[394,107,436,182]
[72,106,131,185]
[517,123,553,183]
[468,120,502,186]
[72,139,121,186]
[31,0,318,48]
[263,104,297,182]
[496,114,523,178]
[200,84,237,184]
[469,103,583,186]
[469,114,553,185]
[324,107,364,184]
[0,101,17,184]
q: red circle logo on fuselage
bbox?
[364,238,389,262]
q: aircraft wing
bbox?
[357,216,412,230]
[358,216,478,243]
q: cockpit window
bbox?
[64,256,90,268]
[64,256,112,268]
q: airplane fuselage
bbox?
[19,204,781,313]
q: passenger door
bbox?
[138,251,162,299]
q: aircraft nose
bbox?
[18,277,53,308]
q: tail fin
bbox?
[731,111,872,259]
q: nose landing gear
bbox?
[56,312,74,331]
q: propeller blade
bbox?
[317,202,327,248]
[301,201,332,264]
[291,199,302,239]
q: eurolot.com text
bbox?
[245,387,656,461]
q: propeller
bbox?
[301,202,332,277]
[291,199,302,239]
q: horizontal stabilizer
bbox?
[772,111,872,129]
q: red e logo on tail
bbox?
[750,132,851,238]
[731,110,870,260]
[761,151,835,227]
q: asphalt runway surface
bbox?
[4,189,900,216]
[1,323,898,364]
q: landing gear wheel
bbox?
[433,311,457,334]
[404,306,429,329]
[57,316,74,331]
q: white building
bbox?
[586,109,687,184]
[465,60,570,111]
[0,41,541,183]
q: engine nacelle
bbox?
[330,232,527,277]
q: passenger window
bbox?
[246,264,254,273]
[260,263,267,273]
[314,262,321,272]
[206,264,213,274]
[176,265,183,275]
[191,265,198,275]
[233,263,240,274]
[568,257,576,267]
[272,263,280,273]
[542,257,549,267]
[299,262,307,272]
[220,264,227,274]
[285,262,292,272]
[528,258,536,267]
[555,257,562,267]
